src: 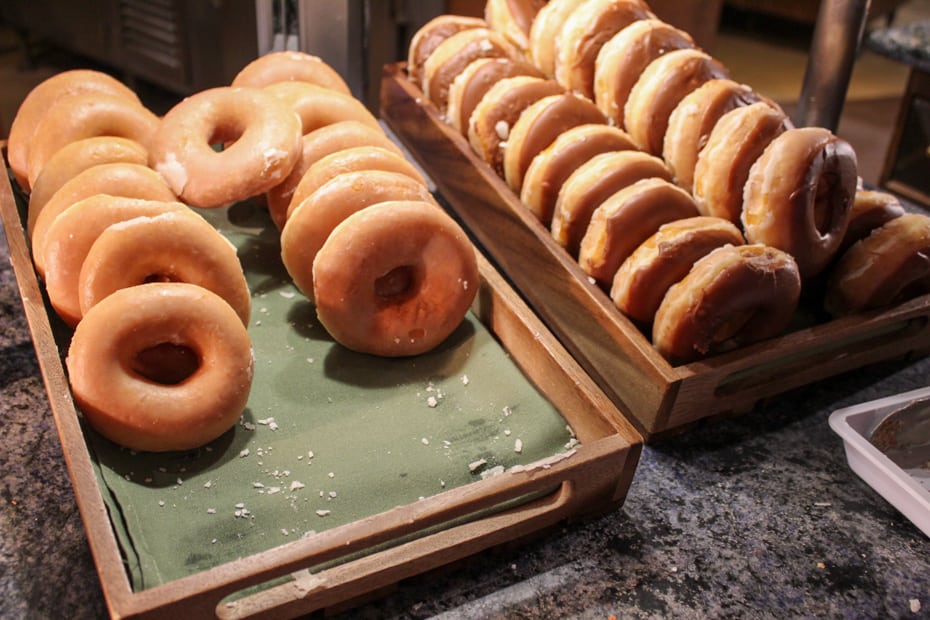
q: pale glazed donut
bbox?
[593,18,695,127]
[502,92,607,192]
[66,282,254,452]
[78,209,252,325]
[422,27,520,112]
[27,136,149,236]
[446,57,544,134]
[825,213,930,317]
[663,79,771,192]
[31,163,178,278]
[611,216,746,324]
[407,14,487,87]
[742,126,858,278]
[529,0,586,78]
[837,188,906,255]
[692,101,791,224]
[578,178,700,287]
[554,0,653,99]
[266,121,404,230]
[521,123,637,225]
[149,86,302,208]
[262,80,380,134]
[313,200,479,357]
[26,93,160,189]
[286,146,427,221]
[231,50,351,94]
[8,69,141,191]
[624,48,729,156]
[484,0,547,54]
[652,244,801,364]
[281,170,437,301]
[467,76,564,176]
[43,196,187,327]
[550,150,671,256]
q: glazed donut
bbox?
[624,48,729,156]
[446,57,544,134]
[467,76,564,176]
[78,210,252,325]
[149,86,302,208]
[422,27,520,112]
[554,0,653,99]
[407,15,487,87]
[593,18,695,127]
[43,196,187,327]
[231,50,351,94]
[663,79,771,192]
[281,170,437,300]
[27,136,149,236]
[741,126,858,278]
[266,120,405,230]
[578,178,700,287]
[262,80,380,134]
[825,213,930,316]
[313,200,479,357]
[837,189,906,255]
[611,216,746,324]
[652,244,802,364]
[7,69,141,191]
[521,123,637,225]
[66,282,254,453]
[502,92,607,192]
[26,93,160,189]
[550,150,671,256]
[529,0,586,78]
[285,146,428,221]
[484,0,547,54]
[692,102,791,225]
[31,163,178,278]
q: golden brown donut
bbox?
[624,48,729,156]
[467,76,564,176]
[692,101,791,225]
[652,244,802,364]
[281,170,437,301]
[77,210,252,326]
[422,27,520,112]
[31,163,178,279]
[149,86,302,208]
[529,0,586,78]
[502,92,607,192]
[43,196,187,327]
[66,282,254,453]
[550,149,671,256]
[825,213,930,316]
[26,93,160,189]
[521,123,638,225]
[484,0,547,54]
[313,200,479,357]
[231,50,351,94]
[837,189,906,255]
[262,80,379,135]
[611,216,746,324]
[554,0,653,99]
[663,79,771,192]
[446,57,544,134]
[407,14,487,87]
[593,18,695,128]
[578,178,700,287]
[742,126,858,278]
[266,121,405,230]
[27,136,149,236]
[7,69,141,191]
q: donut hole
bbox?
[131,342,200,385]
[209,118,248,152]
[374,264,419,302]
[143,272,179,284]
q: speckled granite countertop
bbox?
[867,19,930,73]
[2,218,929,620]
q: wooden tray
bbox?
[380,61,930,441]
[0,145,641,618]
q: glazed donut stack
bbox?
[407,0,930,362]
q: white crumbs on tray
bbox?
[514,438,523,454]
[279,290,296,299]
[911,599,921,614]
[468,459,487,473]
[315,510,331,517]
[427,396,438,408]
[462,374,469,386]
[257,417,279,431]
[421,437,430,445]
